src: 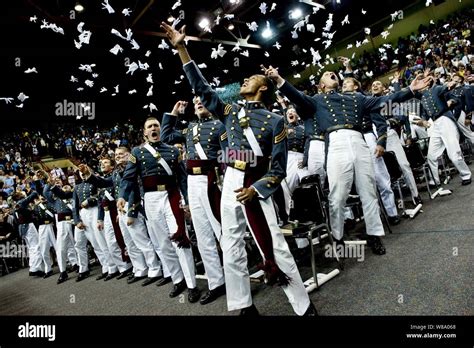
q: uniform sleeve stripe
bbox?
[274,127,287,144]
[220,132,228,141]
[224,104,233,116]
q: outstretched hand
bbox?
[410,75,432,92]
[160,22,186,47]
[261,65,284,85]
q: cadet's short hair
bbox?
[345,77,362,91]
[116,146,130,153]
[144,117,159,126]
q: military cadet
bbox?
[385,75,425,205]
[280,106,309,217]
[447,74,474,144]
[32,194,55,278]
[118,117,200,303]
[266,66,431,254]
[161,22,317,316]
[44,178,79,284]
[12,190,44,276]
[79,148,166,286]
[71,175,113,281]
[416,76,472,186]
[94,158,133,281]
[160,99,226,305]
[342,77,400,225]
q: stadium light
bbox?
[289,8,303,20]
[262,28,273,39]
[74,2,84,12]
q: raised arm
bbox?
[161,101,188,144]
[161,23,228,121]
[263,65,317,119]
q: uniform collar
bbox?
[245,101,266,110]
[198,116,213,123]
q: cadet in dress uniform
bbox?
[447,74,474,144]
[32,195,55,278]
[342,77,400,225]
[118,117,200,303]
[44,179,79,284]
[161,99,226,305]
[268,67,431,254]
[95,158,133,281]
[79,149,166,286]
[416,77,472,186]
[161,22,317,316]
[71,179,113,281]
[281,106,309,217]
[12,190,44,276]
[384,77,424,205]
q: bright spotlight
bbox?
[228,23,235,30]
[198,18,210,29]
[74,2,84,12]
[262,28,273,39]
[289,8,303,20]
[229,0,241,4]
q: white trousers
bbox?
[55,219,77,272]
[387,129,419,199]
[118,209,152,278]
[427,116,472,184]
[327,130,384,241]
[364,132,398,217]
[188,174,225,291]
[144,191,196,288]
[23,223,44,272]
[307,140,326,185]
[220,166,310,315]
[76,207,111,274]
[457,111,474,145]
[103,210,131,273]
[38,224,54,273]
[282,151,310,216]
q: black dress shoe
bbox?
[127,275,147,284]
[462,178,472,186]
[188,287,201,303]
[29,271,45,277]
[43,271,53,279]
[239,304,260,316]
[169,280,187,298]
[142,276,160,286]
[413,196,423,206]
[367,236,386,255]
[388,215,401,226]
[116,268,133,280]
[96,272,108,281]
[76,271,90,282]
[104,271,119,281]
[200,284,226,305]
[57,272,68,284]
[127,273,135,280]
[303,301,318,316]
[67,264,80,274]
[156,276,172,287]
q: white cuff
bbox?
[183,60,195,68]
[277,79,286,89]
[251,186,264,199]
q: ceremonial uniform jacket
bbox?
[72,182,99,225]
[279,81,417,148]
[183,61,288,199]
[161,113,226,160]
[119,141,188,204]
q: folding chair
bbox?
[283,174,341,293]
[404,142,437,198]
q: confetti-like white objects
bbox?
[109,44,123,55]
[172,1,181,10]
[158,39,170,50]
[24,67,38,74]
[126,62,139,75]
[259,2,267,15]
[101,0,115,14]
[247,22,258,32]
[122,8,132,16]
[0,97,14,104]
